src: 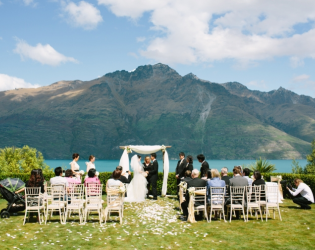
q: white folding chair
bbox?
[45,184,66,224]
[208,187,226,222]
[104,186,124,224]
[65,184,85,224]
[265,185,282,221]
[84,184,103,224]
[246,186,263,222]
[23,187,45,225]
[192,187,208,222]
[227,186,246,222]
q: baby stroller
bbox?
[0,178,26,218]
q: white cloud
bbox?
[22,0,34,6]
[292,74,310,82]
[62,1,103,30]
[13,39,78,66]
[98,0,315,66]
[137,37,146,42]
[0,74,40,91]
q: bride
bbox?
[125,154,148,202]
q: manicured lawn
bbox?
[0,197,314,250]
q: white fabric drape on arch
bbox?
[119,145,169,196]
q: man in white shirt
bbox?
[50,167,69,188]
[242,168,253,186]
[287,178,314,209]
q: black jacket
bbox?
[179,163,193,178]
[185,178,207,205]
[200,161,210,177]
[176,159,188,178]
[149,159,158,180]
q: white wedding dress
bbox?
[124,155,148,202]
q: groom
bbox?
[146,153,158,200]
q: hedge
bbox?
[0,172,314,198]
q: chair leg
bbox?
[266,207,268,221]
[242,208,246,222]
[222,207,226,222]
[278,207,282,221]
[229,207,232,222]
[246,207,249,222]
[209,207,212,223]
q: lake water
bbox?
[45,159,308,173]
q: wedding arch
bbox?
[119,145,171,196]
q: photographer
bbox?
[286,178,314,209]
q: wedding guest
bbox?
[180,169,207,221]
[225,167,248,219]
[234,165,243,175]
[15,169,45,194]
[146,153,158,200]
[65,169,81,185]
[176,152,187,199]
[110,166,131,183]
[242,168,253,186]
[206,170,212,180]
[182,170,192,183]
[252,171,265,186]
[221,167,231,185]
[287,178,314,209]
[197,154,210,179]
[184,155,194,173]
[106,170,123,192]
[50,167,69,188]
[84,169,101,186]
[206,169,225,202]
[86,155,96,172]
[70,153,81,178]
[143,156,152,197]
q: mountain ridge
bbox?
[0,63,314,160]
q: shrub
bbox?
[250,157,276,173]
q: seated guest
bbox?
[242,168,253,186]
[207,169,225,202]
[252,171,265,186]
[65,169,81,186]
[287,178,314,209]
[106,170,124,191]
[234,165,243,176]
[84,169,101,186]
[206,170,212,180]
[221,167,231,185]
[225,167,248,219]
[182,170,192,183]
[15,169,45,194]
[50,167,69,188]
[110,166,131,183]
[180,169,207,221]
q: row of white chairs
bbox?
[23,183,125,225]
[182,185,282,223]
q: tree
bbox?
[250,157,276,173]
[291,158,305,174]
[305,139,315,174]
[0,146,53,174]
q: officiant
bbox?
[143,156,152,198]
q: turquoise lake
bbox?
[45,159,308,173]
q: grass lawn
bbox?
[0,196,314,250]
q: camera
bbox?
[280,180,292,189]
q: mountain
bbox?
[0,63,314,160]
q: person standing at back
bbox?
[197,154,210,179]
[175,152,187,199]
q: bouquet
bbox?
[142,172,148,177]
[79,170,85,175]
[96,171,99,176]
[119,185,126,193]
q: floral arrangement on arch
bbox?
[161,145,166,152]
[126,146,133,153]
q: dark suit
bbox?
[182,177,192,183]
[148,159,158,199]
[109,174,131,184]
[176,159,187,198]
[200,161,210,177]
[181,178,207,216]
[221,175,231,185]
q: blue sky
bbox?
[0,0,315,97]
